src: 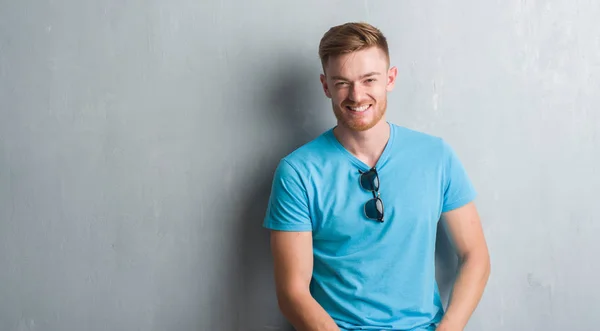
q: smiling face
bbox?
[320,46,397,132]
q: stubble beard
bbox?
[332,98,387,132]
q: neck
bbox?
[333,119,391,169]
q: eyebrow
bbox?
[330,72,381,81]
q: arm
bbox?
[437,202,491,331]
[270,230,340,331]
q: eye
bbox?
[365,78,376,83]
[335,82,349,87]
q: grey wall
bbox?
[1,1,599,330]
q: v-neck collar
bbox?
[326,121,396,172]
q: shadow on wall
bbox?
[235,55,325,330]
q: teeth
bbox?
[349,105,370,112]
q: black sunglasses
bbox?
[359,167,384,222]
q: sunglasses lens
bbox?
[365,198,384,221]
[360,169,379,191]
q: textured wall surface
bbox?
[1,1,599,330]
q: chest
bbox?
[306,161,444,251]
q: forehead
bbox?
[325,47,388,79]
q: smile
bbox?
[346,104,372,112]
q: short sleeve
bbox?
[441,140,477,212]
[263,159,313,231]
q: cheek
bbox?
[369,87,387,100]
[331,90,348,104]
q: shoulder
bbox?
[391,123,449,155]
[267,128,336,206]
[277,128,336,174]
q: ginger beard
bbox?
[331,96,387,132]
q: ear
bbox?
[320,74,332,98]
[386,66,398,92]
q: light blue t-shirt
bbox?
[263,122,477,331]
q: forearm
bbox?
[278,290,340,331]
[438,252,490,330]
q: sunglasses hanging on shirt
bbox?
[359,167,384,222]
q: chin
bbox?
[346,120,379,131]
[334,105,385,132]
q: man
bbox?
[263,22,490,331]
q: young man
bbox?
[263,22,490,331]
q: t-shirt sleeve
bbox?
[263,159,313,231]
[441,140,477,213]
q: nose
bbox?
[348,83,365,102]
